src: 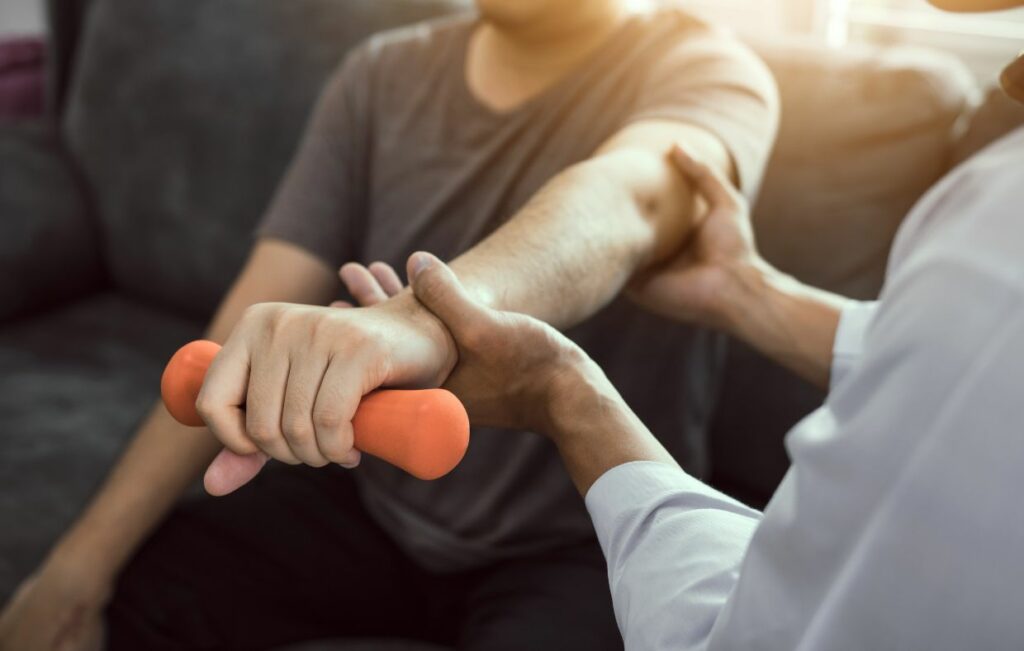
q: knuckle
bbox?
[344,326,374,352]
[281,417,314,444]
[312,408,345,432]
[269,309,296,339]
[318,426,355,463]
[194,392,215,421]
[242,302,273,323]
[245,421,277,444]
[308,311,335,340]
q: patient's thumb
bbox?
[204,448,268,496]
[407,252,485,336]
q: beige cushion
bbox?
[753,41,977,298]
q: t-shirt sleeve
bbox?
[627,25,780,200]
[255,47,372,268]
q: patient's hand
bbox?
[339,253,602,433]
[627,145,764,330]
[0,557,108,651]
[195,283,456,471]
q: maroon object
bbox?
[0,36,46,120]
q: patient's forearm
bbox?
[719,262,845,389]
[54,409,222,575]
[450,150,693,329]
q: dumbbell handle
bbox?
[161,340,470,492]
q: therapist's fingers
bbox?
[340,263,390,306]
[670,145,743,212]
[407,251,498,343]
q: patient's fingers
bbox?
[670,145,742,211]
[195,339,259,457]
[340,263,390,306]
[204,449,268,496]
[368,261,404,297]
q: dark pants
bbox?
[106,463,622,651]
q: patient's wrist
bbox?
[377,290,459,385]
[49,528,123,582]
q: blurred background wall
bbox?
[0,0,44,36]
[1,0,1022,84]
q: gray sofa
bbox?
[2,0,1022,648]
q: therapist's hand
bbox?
[337,254,604,433]
[195,293,456,470]
[628,145,767,331]
[406,252,676,492]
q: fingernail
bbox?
[411,252,432,278]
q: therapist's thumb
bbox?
[407,252,492,343]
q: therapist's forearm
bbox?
[719,261,846,389]
[544,360,678,495]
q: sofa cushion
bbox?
[63,0,468,320]
[0,294,202,598]
[753,42,976,299]
[0,122,103,321]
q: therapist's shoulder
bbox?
[958,125,1024,192]
[864,128,1024,363]
[889,127,1024,280]
[946,127,1024,269]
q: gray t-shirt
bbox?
[259,9,778,572]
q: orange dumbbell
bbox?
[161,340,470,493]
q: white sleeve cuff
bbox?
[585,461,758,557]
[830,300,878,391]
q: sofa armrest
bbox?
[0,121,103,321]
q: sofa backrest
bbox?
[62,0,468,319]
[752,40,976,299]
[45,0,92,118]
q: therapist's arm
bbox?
[403,252,761,650]
[629,147,859,389]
